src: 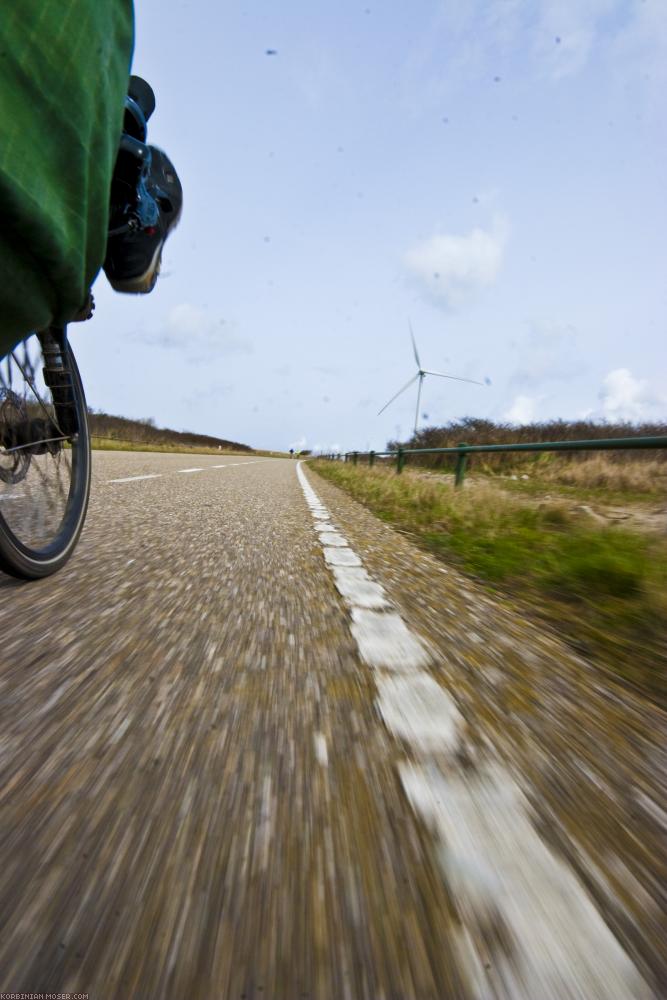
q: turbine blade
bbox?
[377,373,420,415]
[422,369,485,386]
[409,321,421,369]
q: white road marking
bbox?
[350,609,431,671]
[109,474,162,484]
[297,461,430,673]
[400,762,651,1000]
[107,457,274,484]
[314,733,329,767]
[296,461,649,999]
[330,566,389,610]
[323,547,362,567]
[318,531,348,547]
[375,674,464,752]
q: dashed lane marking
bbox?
[109,474,162,484]
[296,461,428,673]
[107,458,275,484]
[375,673,465,753]
[349,608,431,671]
[323,547,362,568]
[330,566,389,610]
[314,733,329,767]
[295,461,650,1000]
[318,531,348,547]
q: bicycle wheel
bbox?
[0,328,91,579]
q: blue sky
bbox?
[70,0,667,452]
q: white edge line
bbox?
[294,464,650,998]
[296,462,426,673]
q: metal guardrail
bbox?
[319,435,667,487]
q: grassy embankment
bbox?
[90,438,285,458]
[312,458,667,704]
[86,409,287,458]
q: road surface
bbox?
[0,452,665,999]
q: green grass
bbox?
[312,461,667,703]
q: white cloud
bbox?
[504,394,539,424]
[143,303,253,362]
[404,216,508,309]
[503,369,666,426]
[598,368,665,421]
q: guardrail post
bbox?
[369,450,375,467]
[397,448,405,474]
[454,443,468,487]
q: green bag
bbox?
[0,0,134,356]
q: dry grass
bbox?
[386,417,667,498]
[538,454,667,492]
[91,438,243,456]
[90,438,287,458]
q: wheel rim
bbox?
[0,333,88,560]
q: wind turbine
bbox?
[378,324,487,434]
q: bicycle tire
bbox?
[0,335,91,579]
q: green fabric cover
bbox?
[0,0,134,356]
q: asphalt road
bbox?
[0,452,665,999]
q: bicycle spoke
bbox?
[0,334,82,552]
[10,348,63,433]
[0,330,89,577]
